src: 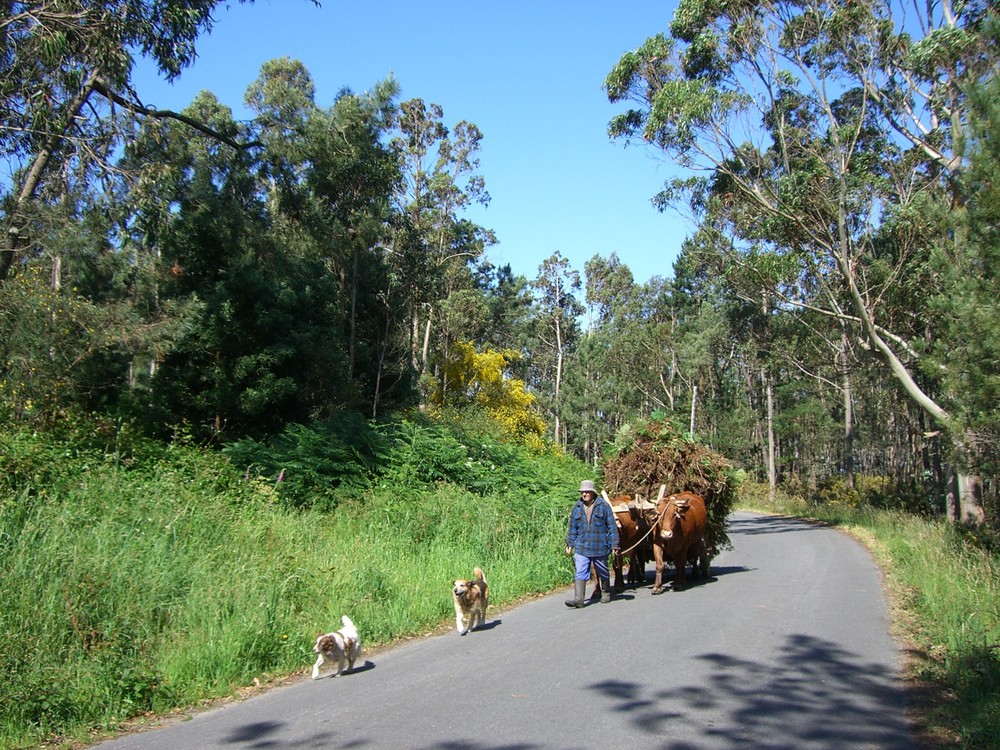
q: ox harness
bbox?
[602,489,676,559]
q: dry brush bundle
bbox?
[601,414,738,556]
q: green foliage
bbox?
[380,418,477,488]
[223,412,389,510]
[378,408,573,498]
[810,475,941,517]
[0,418,585,748]
[221,405,567,513]
[119,90,370,439]
[0,264,111,424]
[924,70,1000,479]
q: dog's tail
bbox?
[340,615,358,638]
[473,566,487,584]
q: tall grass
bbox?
[742,483,1000,749]
[0,419,587,749]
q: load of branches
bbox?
[601,413,738,556]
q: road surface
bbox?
[95,511,917,749]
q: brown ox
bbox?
[645,491,709,594]
[609,496,653,592]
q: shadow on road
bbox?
[474,619,502,632]
[587,632,913,749]
[617,564,751,597]
[727,514,827,536]
[309,660,376,680]
[223,720,286,744]
[349,660,376,675]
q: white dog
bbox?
[452,567,489,635]
[311,615,361,679]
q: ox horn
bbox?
[656,484,667,501]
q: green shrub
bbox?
[223,411,389,510]
[220,407,568,513]
[812,477,863,508]
[811,475,941,516]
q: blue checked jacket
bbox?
[566,497,620,558]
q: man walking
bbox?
[565,479,619,607]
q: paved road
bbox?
[96,512,917,749]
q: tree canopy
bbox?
[1,1,997,528]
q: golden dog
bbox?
[452,567,489,635]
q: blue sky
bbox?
[133,0,687,286]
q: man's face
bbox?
[581,491,595,504]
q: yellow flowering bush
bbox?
[435,341,547,449]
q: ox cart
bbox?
[603,484,717,595]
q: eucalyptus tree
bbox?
[528,252,584,446]
[246,60,412,417]
[0,1,317,428]
[0,193,130,422]
[0,1,316,283]
[561,329,618,464]
[473,260,535,355]
[929,71,1000,482]
[580,249,732,453]
[389,99,494,395]
[621,236,740,449]
[578,253,651,446]
[584,252,636,330]
[119,79,405,437]
[305,84,401,392]
[244,57,321,215]
[605,0,997,524]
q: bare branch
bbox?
[91,78,262,150]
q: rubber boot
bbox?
[589,579,602,602]
[600,578,612,603]
[565,580,586,608]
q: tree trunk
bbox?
[689,384,697,436]
[421,314,432,376]
[410,310,419,371]
[833,210,985,524]
[946,436,987,525]
[554,315,563,445]
[765,367,776,502]
[348,247,358,380]
[841,338,855,489]
[372,304,391,419]
[946,470,959,522]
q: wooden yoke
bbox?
[601,490,623,528]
